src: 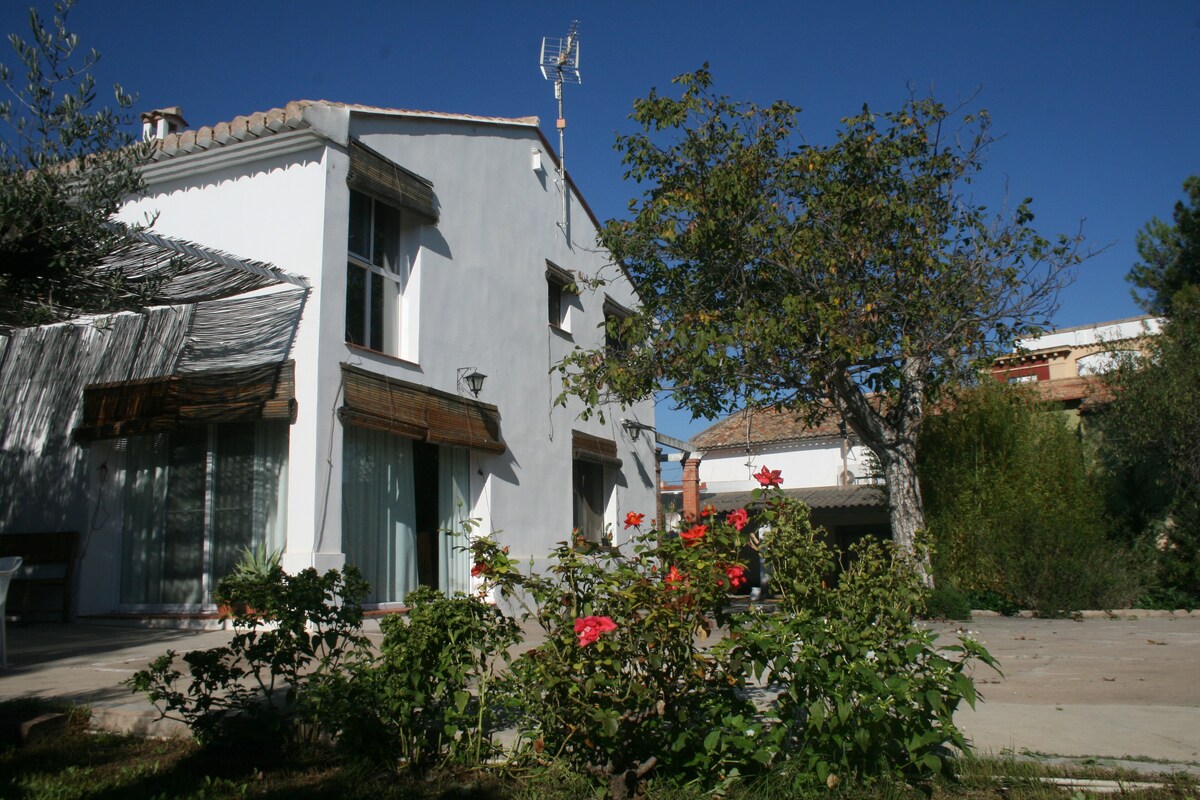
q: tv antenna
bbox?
[539,20,581,238]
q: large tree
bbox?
[1100,298,1200,604]
[559,69,1083,580]
[0,0,150,327]
[1127,175,1200,317]
[1100,177,1200,605]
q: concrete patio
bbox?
[1,612,1197,773]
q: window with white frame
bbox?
[546,262,574,332]
[346,189,402,352]
[571,430,620,546]
[572,458,609,544]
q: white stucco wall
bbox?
[1015,315,1162,351]
[700,439,876,493]
[80,107,654,612]
[347,113,655,570]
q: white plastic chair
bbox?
[0,556,23,669]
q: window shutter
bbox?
[347,140,438,222]
[338,364,504,453]
[73,362,297,441]
[572,430,622,469]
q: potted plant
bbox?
[216,543,283,622]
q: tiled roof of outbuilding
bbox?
[691,406,843,451]
[662,484,887,513]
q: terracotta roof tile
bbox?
[147,100,541,163]
[692,406,843,451]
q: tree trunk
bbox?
[878,442,933,587]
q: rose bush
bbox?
[473,504,762,798]
[474,469,995,797]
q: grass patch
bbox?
[1,702,1196,799]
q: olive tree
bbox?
[0,0,151,327]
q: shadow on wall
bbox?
[0,289,309,536]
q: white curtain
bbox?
[342,426,417,604]
[210,422,289,595]
[438,446,471,595]
[121,424,290,606]
[120,434,171,605]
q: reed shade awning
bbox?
[347,139,438,222]
[572,430,622,469]
[73,361,296,441]
[338,364,504,453]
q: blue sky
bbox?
[3,1,1197,453]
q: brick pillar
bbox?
[682,457,701,521]
[655,448,664,528]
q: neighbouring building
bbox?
[662,408,889,556]
[0,100,655,619]
[990,314,1162,417]
[658,315,1163,558]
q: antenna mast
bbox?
[540,20,581,239]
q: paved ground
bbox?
[1,612,1198,769]
[927,614,1200,767]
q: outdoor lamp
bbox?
[622,419,651,441]
[460,369,486,398]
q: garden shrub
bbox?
[324,585,522,771]
[924,583,972,620]
[961,588,1021,616]
[918,380,1146,614]
[1099,297,1200,607]
[473,473,995,798]
[127,566,370,746]
[719,490,995,791]
[474,508,765,798]
[131,470,997,797]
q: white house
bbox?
[1,100,655,618]
[663,408,889,557]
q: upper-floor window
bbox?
[604,296,632,354]
[346,190,401,352]
[546,261,574,332]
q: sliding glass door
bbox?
[121,422,289,607]
[341,425,471,603]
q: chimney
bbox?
[140,106,188,141]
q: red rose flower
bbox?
[723,564,747,589]
[725,508,749,531]
[753,466,783,487]
[665,565,686,589]
[700,504,716,518]
[471,561,488,577]
[574,615,617,647]
[624,511,645,529]
[679,523,707,547]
